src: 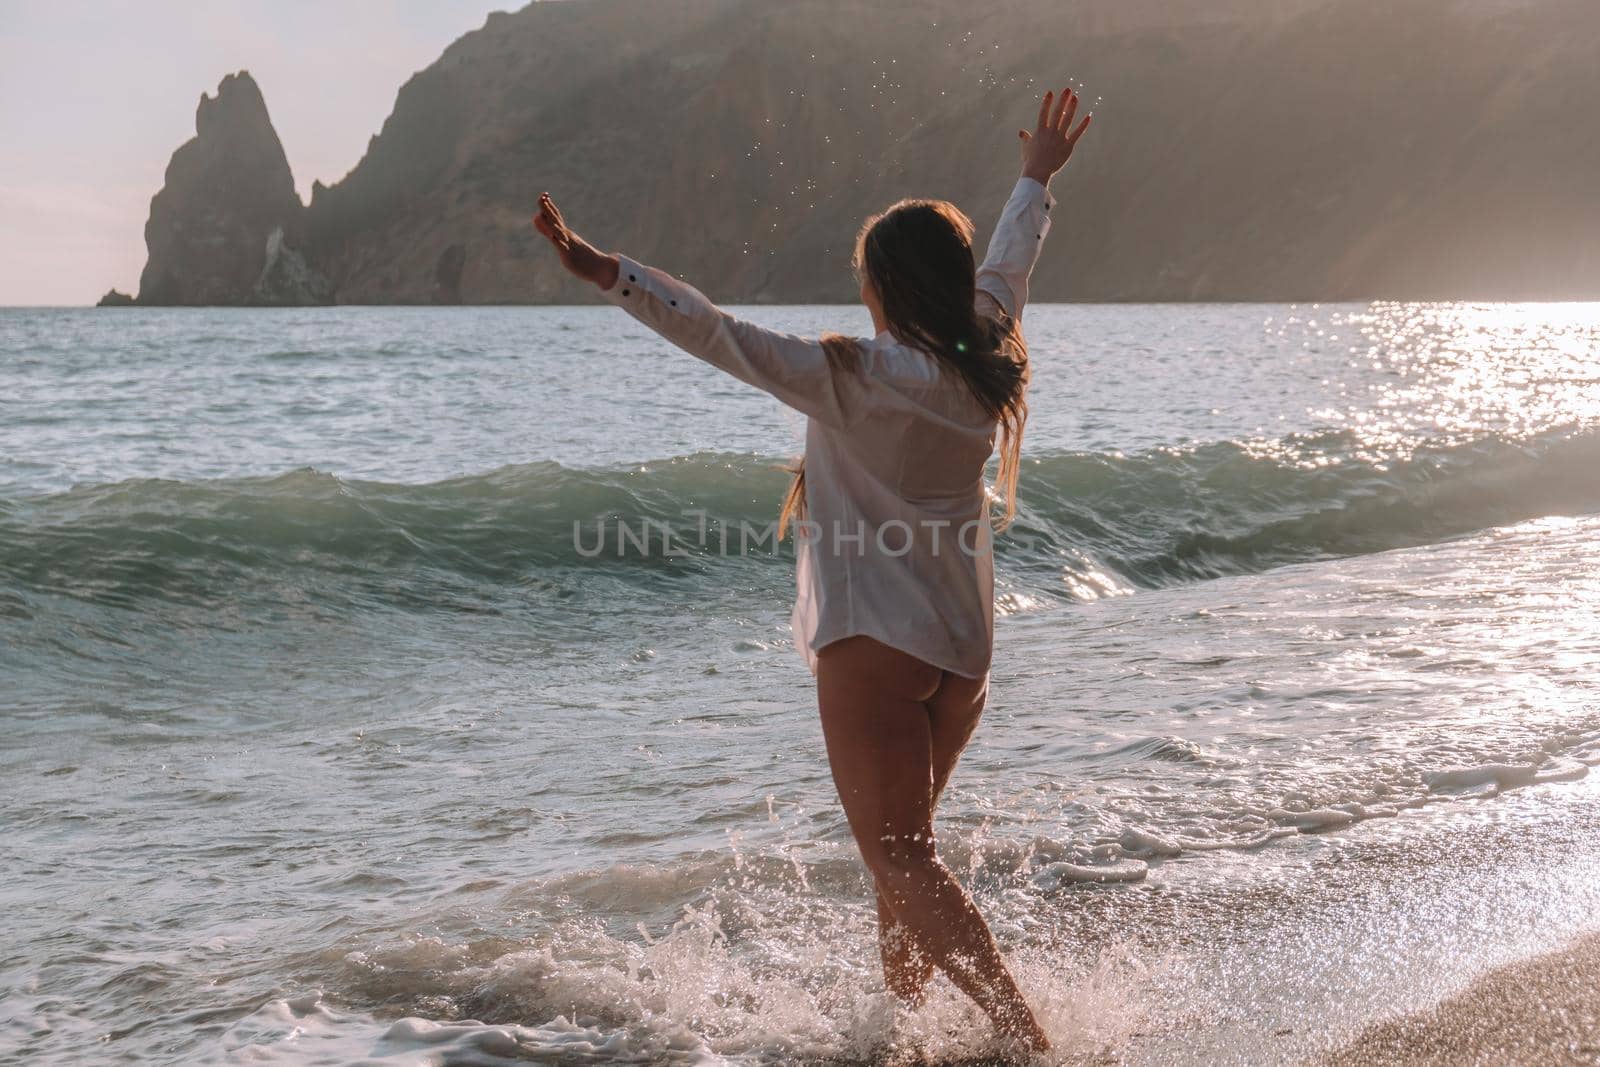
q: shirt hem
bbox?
[804,626,992,680]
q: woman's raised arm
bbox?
[533,192,862,429]
[975,87,1092,320]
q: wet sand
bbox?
[1321,933,1600,1065]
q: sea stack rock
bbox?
[135,72,331,305]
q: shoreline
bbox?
[1319,932,1600,1065]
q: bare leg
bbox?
[877,669,989,1005]
[817,636,1047,1051]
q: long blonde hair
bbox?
[779,200,1030,538]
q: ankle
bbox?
[991,1000,1049,1051]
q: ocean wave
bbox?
[2,427,1597,612]
[1004,424,1600,589]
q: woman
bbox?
[535,87,1092,1051]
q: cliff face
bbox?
[301,0,1600,303]
[126,0,1600,304]
[135,72,329,306]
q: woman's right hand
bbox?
[533,192,621,290]
[1018,86,1092,187]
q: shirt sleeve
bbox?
[601,255,863,428]
[974,176,1056,321]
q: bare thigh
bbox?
[928,669,988,805]
[815,636,942,863]
[814,637,989,859]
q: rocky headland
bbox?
[109,0,1600,305]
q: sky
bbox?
[0,0,511,305]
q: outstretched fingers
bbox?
[540,192,566,229]
[1042,85,1081,133]
[1052,86,1076,129]
[1059,88,1079,133]
[534,192,572,249]
[1067,112,1092,148]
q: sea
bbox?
[2,301,1599,1065]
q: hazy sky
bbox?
[0,1,510,305]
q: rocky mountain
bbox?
[133,72,330,306]
[117,0,1600,304]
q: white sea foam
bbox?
[225,902,1156,1066]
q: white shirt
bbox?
[602,176,1056,677]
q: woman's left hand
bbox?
[533,192,621,290]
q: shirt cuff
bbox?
[601,254,652,304]
[602,253,703,317]
[1016,175,1057,214]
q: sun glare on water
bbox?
[1296,301,1600,460]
